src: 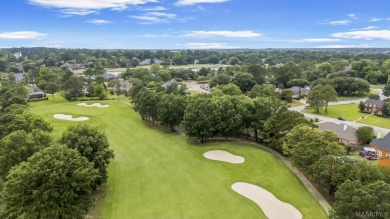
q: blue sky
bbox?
[1,0,390,49]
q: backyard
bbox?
[30,97,327,219]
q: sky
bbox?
[1,0,390,49]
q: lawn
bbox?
[359,115,390,129]
[370,84,386,89]
[30,97,327,219]
[289,100,305,107]
[304,104,366,121]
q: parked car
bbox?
[338,117,346,121]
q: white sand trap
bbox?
[232,182,302,219]
[203,150,245,164]
[77,103,110,108]
[53,114,90,121]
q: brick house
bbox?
[363,99,385,114]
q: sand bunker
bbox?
[232,182,302,219]
[53,114,90,121]
[77,103,110,108]
[203,150,245,164]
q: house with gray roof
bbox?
[370,132,390,166]
[28,86,46,99]
[14,73,25,84]
[103,71,122,80]
[318,122,359,145]
[363,99,385,114]
[119,80,132,93]
[289,86,310,99]
[162,79,178,89]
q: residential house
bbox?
[318,122,359,145]
[60,62,86,70]
[363,99,385,114]
[28,86,46,99]
[369,133,390,166]
[139,59,151,66]
[14,73,25,84]
[103,71,122,80]
[153,59,164,65]
[288,86,310,99]
[119,80,132,93]
[13,51,22,59]
[162,79,178,89]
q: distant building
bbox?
[119,80,132,93]
[288,86,310,99]
[370,133,390,166]
[13,51,22,59]
[153,59,164,65]
[28,86,46,99]
[162,79,178,89]
[139,59,151,66]
[60,63,86,70]
[363,99,385,114]
[103,71,122,80]
[14,73,25,84]
[318,122,359,145]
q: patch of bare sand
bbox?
[232,182,302,219]
[53,114,89,121]
[203,150,245,164]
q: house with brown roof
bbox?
[318,122,359,145]
[370,133,390,166]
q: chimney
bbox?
[377,132,382,139]
[343,124,348,131]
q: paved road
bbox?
[290,100,390,136]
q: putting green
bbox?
[30,99,327,219]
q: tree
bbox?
[356,126,375,145]
[383,84,390,97]
[382,102,390,117]
[182,95,216,142]
[247,84,278,99]
[1,145,99,219]
[232,72,256,92]
[0,106,53,139]
[213,96,242,139]
[358,101,365,112]
[157,94,186,130]
[322,84,338,114]
[308,84,337,114]
[0,85,28,111]
[0,130,52,179]
[63,76,85,101]
[209,74,231,88]
[220,83,241,96]
[280,89,293,103]
[368,93,380,100]
[93,83,108,100]
[331,180,390,219]
[287,79,310,88]
[60,124,114,186]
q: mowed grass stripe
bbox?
[30,100,327,219]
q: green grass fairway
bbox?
[304,104,366,121]
[30,98,327,219]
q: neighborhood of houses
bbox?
[8,67,390,167]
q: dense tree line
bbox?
[283,125,390,218]
[0,84,114,218]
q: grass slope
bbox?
[30,99,327,219]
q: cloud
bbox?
[0,31,47,39]
[175,0,228,6]
[131,12,177,24]
[353,26,379,30]
[332,30,390,40]
[29,0,157,15]
[185,30,262,38]
[186,42,239,49]
[370,18,382,22]
[327,20,351,25]
[347,13,357,19]
[143,34,171,37]
[316,44,376,48]
[142,6,167,11]
[86,19,112,24]
[292,38,340,43]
